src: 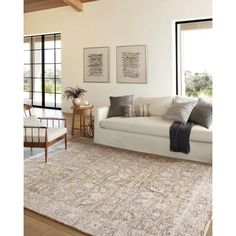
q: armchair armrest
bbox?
[24,125,47,128]
[38,117,67,128]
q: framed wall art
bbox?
[83,47,109,83]
[116,45,147,84]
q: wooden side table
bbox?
[71,105,94,137]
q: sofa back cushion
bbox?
[175,95,197,103]
[175,95,212,103]
[134,96,174,116]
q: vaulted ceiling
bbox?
[24,0,98,13]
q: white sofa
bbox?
[94,96,212,163]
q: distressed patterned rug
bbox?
[24,138,212,236]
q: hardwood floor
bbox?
[207,222,212,236]
[24,107,212,236]
[25,209,212,236]
[25,209,88,236]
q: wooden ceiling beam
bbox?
[24,0,67,13]
[24,0,98,13]
[62,0,83,11]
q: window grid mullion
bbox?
[42,35,45,107]
[24,33,61,109]
[54,34,56,108]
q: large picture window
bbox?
[24,33,61,109]
[176,19,212,98]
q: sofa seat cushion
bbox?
[24,127,67,143]
[100,116,212,143]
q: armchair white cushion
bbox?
[24,127,67,143]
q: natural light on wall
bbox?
[176,20,212,98]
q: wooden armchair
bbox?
[24,116,67,163]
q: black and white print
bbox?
[88,53,104,76]
[84,47,109,83]
[117,45,147,83]
[121,52,141,78]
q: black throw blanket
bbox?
[169,121,194,154]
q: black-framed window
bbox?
[24,33,61,109]
[175,19,213,98]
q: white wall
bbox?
[24,0,212,112]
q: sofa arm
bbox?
[94,106,109,128]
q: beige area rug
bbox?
[24,138,212,236]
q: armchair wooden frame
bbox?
[24,117,67,163]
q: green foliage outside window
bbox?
[45,80,54,93]
[24,78,30,91]
[45,68,61,78]
[45,79,61,93]
[185,71,212,98]
[24,69,31,77]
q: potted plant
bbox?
[63,86,87,107]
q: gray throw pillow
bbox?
[163,100,197,124]
[124,104,150,117]
[108,95,134,118]
[189,98,212,128]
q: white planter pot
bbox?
[72,98,81,107]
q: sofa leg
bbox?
[45,147,48,163]
[65,135,67,150]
